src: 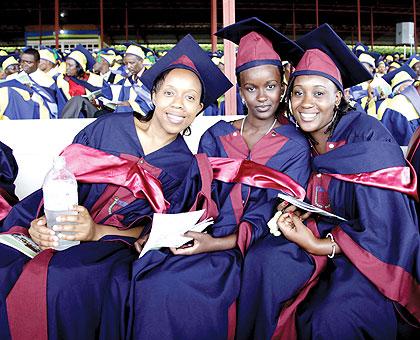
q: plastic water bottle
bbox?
[42,156,79,250]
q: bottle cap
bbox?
[53,156,66,170]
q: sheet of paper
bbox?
[82,89,102,100]
[277,193,347,221]
[139,209,214,258]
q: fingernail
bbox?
[56,216,63,222]
[37,220,44,225]
[57,233,64,239]
[53,242,59,247]
[52,225,60,231]
[52,236,59,241]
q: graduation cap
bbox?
[39,47,57,64]
[352,42,369,56]
[96,49,116,65]
[388,61,402,70]
[215,17,304,73]
[406,55,420,68]
[0,55,19,70]
[382,63,416,92]
[140,34,232,110]
[123,42,154,60]
[293,23,372,91]
[66,45,95,72]
[358,51,381,69]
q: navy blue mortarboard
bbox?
[352,42,369,56]
[66,44,95,71]
[358,51,381,70]
[140,34,232,110]
[382,63,416,92]
[293,23,372,91]
[406,55,420,69]
[215,17,304,72]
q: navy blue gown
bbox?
[0,112,194,340]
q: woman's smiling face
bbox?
[290,74,342,138]
[151,68,203,137]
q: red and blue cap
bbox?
[215,17,303,74]
[140,34,232,110]
[292,24,373,91]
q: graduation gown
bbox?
[0,112,194,340]
[0,80,51,120]
[123,116,311,340]
[379,85,420,146]
[241,110,419,340]
[0,141,18,224]
[110,75,153,115]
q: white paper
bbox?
[82,89,102,100]
[139,209,214,258]
[277,193,347,221]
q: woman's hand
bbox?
[277,212,341,256]
[52,205,100,242]
[277,201,312,221]
[134,234,150,254]
[277,212,319,253]
[29,216,59,250]
[169,231,238,256]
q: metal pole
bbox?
[222,0,236,116]
[292,2,296,40]
[211,0,218,53]
[370,7,374,49]
[315,0,319,27]
[55,0,59,49]
[125,2,129,41]
[100,0,104,48]
[39,2,42,46]
[414,0,418,53]
[357,0,361,42]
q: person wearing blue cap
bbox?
[379,64,419,145]
[103,43,154,115]
[406,55,420,79]
[17,48,62,119]
[245,24,418,340]
[93,49,124,84]
[0,34,232,340]
[206,17,311,339]
[0,55,19,80]
[38,47,58,77]
[55,44,105,108]
[99,34,270,340]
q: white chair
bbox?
[0,115,240,199]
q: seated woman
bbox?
[243,24,419,340]
[122,18,312,340]
[379,65,419,146]
[55,44,105,116]
[0,36,232,340]
[0,141,18,225]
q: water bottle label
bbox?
[43,181,78,211]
